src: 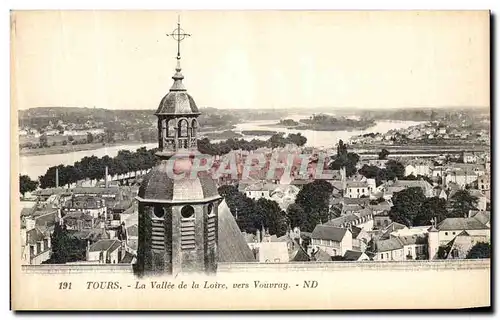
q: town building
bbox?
[344,181,370,198]
[310,225,352,257]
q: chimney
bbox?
[55,168,59,188]
[105,166,109,188]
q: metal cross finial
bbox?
[166,15,191,60]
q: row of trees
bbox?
[388,187,479,227]
[39,147,157,188]
[37,133,308,189]
[198,133,307,156]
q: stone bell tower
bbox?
[134,18,222,277]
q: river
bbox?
[19,116,420,179]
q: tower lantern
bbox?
[135,17,222,276]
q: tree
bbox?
[286,203,306,229]
[295,180,334,232]
[255,198,288,237]
[39,134,48,148]
[414,197,448,226]
[388,187,426,227]
[378,148,390,160]
[87,132,94,144]
[449,190,478,218]
[386,160,405,180]
[466,242,491,259]
[105,128,115,143]
[62,140,68,146]
[287,133,307,147]
[329,142,360,177]
[68,135,74,142]
[44,223,86,264]
[19,175,38,197]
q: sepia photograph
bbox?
[10,10,491,310]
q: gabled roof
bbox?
[437,218,489,231]
[311,225,349,242]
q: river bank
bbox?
[19,119,422,180]
[19,140,153,157]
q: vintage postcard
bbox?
[10,10,491,310]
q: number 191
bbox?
[59,282,72,290]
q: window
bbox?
[452,232,456,235]
[262,192,264,197]
[381,254,384,260]
[445,232,448,236]
[181,205,195,219]
[207,203,215,217]
[153,206,165,218]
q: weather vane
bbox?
[166,15,191,60]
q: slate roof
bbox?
[397,235,427,246]
[469,211,491,225]
[346,181,368,188]
[217,200,256,263]
[326,215,359,227]
[375,238,404,252]
[245,182,278,192]
[34,211,58,227]
[311,225,349,242]
[437,218,489,231]
[310,247,332,261]
[72,186,120,196]
[89,239,122,253]
[138,160,220,203]
[156,92,199,115]
[120,251,136,264]
[26,228,47,245]
[343,250,365,261]
[258,242,290,263]
[69,229,109,242]
[350,226,362,239]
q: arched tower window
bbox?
[191,119,198,138]
[167,119,176,137]
[178,119,189,138]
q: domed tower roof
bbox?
[137,159,220,203]
[155,60,200,116]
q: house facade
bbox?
[310,225,352,257]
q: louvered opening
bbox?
[207,215,216,248]
[181,217,196,251]
[151,218,165,252]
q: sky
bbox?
[11,10,489,111]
